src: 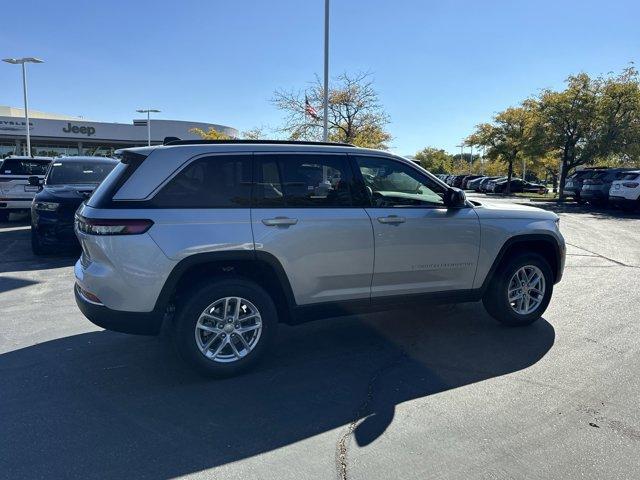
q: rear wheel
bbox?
[483,253,553,326]
[173,278,278,377]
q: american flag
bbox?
[305,95,319,120]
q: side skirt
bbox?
[289,289,483,324]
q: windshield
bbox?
[46,161,116,185]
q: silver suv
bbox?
[74,140,565,376]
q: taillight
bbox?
[623,182,639,188]
[75,215,153,235]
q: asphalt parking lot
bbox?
[1,198,639,480]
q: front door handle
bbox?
[262,217,298,226]
[377,215,406,224]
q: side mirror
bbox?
[28,176,41,187]
[445,188,467,208]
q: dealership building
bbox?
[0,106,238,158]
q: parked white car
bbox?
[0,156,53,221]
[609,170,640,210]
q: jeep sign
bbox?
[62,122,96,136]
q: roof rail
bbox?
[162,139,355,147]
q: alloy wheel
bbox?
[194,296,262,363]
[507,265,546,315]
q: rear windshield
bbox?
[46,161,116,185]
[86,162,128,207]
[568,171,590,180]
[0,159,50,176]
[586,171,608,179]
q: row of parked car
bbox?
[435,174,548,194]
[0,155,117,253]
[563,167,640,209]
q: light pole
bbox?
[323,0,330,142]
[469,145,474,174]
[457,143,464,165]
[136,109,161,146]
[3,57,44,157]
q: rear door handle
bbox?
[377,215,406,224]
[262,217,298,226]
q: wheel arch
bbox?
[481,234,563,292]
[154,250,296,324]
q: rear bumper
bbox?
[75,283,163,335]
[0,200,32,210]
[609,196,638,206]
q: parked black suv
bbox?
[31,156,117,254]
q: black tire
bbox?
[0,210,9,222]
[482,253,554,326]
[173,277,278,377]
[30,227,49,255]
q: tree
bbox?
[190,127,231,140]
[467,103,540,194]
[272,72,391,149]
[241,126,267,140]
[536,73,601,198]
[537,68,640,198]
[596,66,640,162]
[413,147,453,174]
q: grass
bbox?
[513,191,559,201]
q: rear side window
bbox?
[0,159,50,176]
[253,154,354,207]
[151,155,252,208]
[614,171,631,180]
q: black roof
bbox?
[163,138,355,147]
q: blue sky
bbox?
[2,0,638,155]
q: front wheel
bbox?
[173,278,278,377]
[483,253,554,326]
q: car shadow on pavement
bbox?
[0,303,555,479]
[0,224,78,274]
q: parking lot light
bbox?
[136,108,161,146]
[2,57,44,157]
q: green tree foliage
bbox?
[536,67,640,197]
[414,147,453,174]
[273,72,392,149]
[467,104,540,194]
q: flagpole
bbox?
[323,0,329,142]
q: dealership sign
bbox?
[0,115,237,142]
[62,122,96,136]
